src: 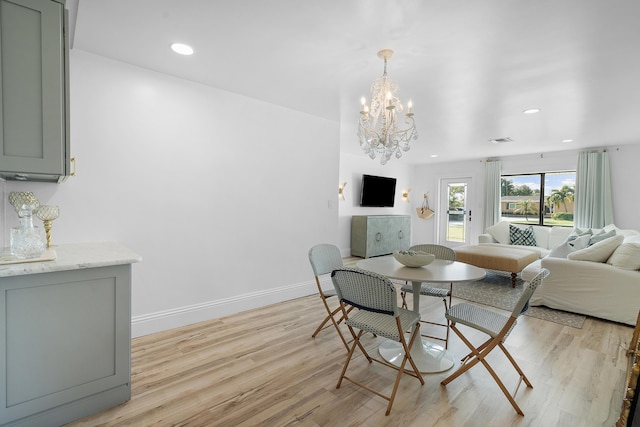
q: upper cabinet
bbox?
[0,0,70,183]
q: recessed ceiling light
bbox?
[562,139,574,143]
[171,43,194,55]
[430,154,438,158]
[523,108,540,114]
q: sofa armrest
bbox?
[479,233,498,244]
[540,257,640,281]
[538,257,640,325]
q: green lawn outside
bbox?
[446,225,465,242]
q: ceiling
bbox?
[70,0,640,165]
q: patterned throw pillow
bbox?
[509,224,537,246]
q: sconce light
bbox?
[338,182,347,200]
[402,188,411,202]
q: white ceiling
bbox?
[70,0,640,165]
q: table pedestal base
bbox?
[379,338,455,373]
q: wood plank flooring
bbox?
[66,291,632,426]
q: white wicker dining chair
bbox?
[331,267,424,416]
[440,268,550,416]
[399,244,456,348]
[308,244,351,351]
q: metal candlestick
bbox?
[36,205,60,248]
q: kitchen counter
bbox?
[0,241,142,277]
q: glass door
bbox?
[439,178,472,247]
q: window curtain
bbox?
[483,159,501,231]
[574,150,614,228]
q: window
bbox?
[501,171,575,227]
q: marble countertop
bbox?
[0,242,142,278]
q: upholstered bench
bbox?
[454,245,539,288]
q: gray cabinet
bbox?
[0,0,70,182]
[351,215,411,258]
[0,265,132,426]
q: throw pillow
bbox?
[567,235,624,263]
[589,229,617,246]
[510,224,537,246]
[607,242,640,270]
[566,227,593,243]
[570,234,592,250]
[486,221,510,244]
[548,242,577,258]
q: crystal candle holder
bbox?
[36,205,60,249]
[8,192,39,217]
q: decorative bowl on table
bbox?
[393,250,435,267]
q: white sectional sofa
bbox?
[478,221,573,258]
[479,221,640,325]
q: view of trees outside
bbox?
[501,172,576,226]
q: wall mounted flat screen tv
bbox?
[360,174,396,207]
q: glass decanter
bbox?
[10,204,45,259]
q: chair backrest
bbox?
[331,267,398,316]
[309,244,343,277]
[511,268,550,317]
[409,244,456,261]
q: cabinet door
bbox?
[0,0,69,180]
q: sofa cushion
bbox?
[486,221,510,244]
[607,242,640,270]
[567,235,624,262]
[548,242,577,258]
[531,226,550,249]
[571,234,592,250]
[510,224,537,246]
[548,226,573,249]
[566,227,593,243]
[589,229,617,246]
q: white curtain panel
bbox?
[574,150,614,228]
[483,159,501,232]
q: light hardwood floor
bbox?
[67,290,632,426]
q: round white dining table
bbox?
[356,255,486,373]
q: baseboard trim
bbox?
[132,280,317,338]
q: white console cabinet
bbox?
[351,215,411,258]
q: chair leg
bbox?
[442,297,450,349]
[417,296,450,348]
[441,323,530,416]
[499,342,533,388]
[312,298,350,352]
[400,291,409,309]
[385,321,424,415]
[337,329,365,389]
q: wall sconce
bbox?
[402,188,411,202]
[338,182,347,200]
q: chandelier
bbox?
[358,49,418,165]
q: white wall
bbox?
[2,50,341,337]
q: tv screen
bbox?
[360,174,396,207]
